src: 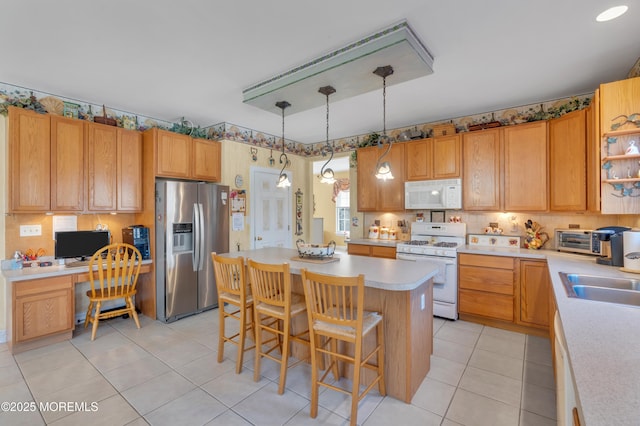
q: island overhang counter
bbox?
[219,247,439,403]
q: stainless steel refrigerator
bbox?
[155,180,229,322]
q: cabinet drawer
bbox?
[371,245,396,259]
[459,289,513,321]
[14,276,73,297]
[459,253,514,269]
[459,265,514,295]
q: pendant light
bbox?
[318,85,336,184]
[373,65,394,181]
[276,101,292,188]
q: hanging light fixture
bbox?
[318,85,337,184]
[373,65,394,180]
[275,101,292,188]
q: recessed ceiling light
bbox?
[596,5,628,22]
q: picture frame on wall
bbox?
[430,210,445,223]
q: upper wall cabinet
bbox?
[462,129,502,211]
[147,128,221,182]
[86,122,143,212]
[599,77,640,214]
[9,107,85,213]
[405,135,461,181]
[503,121,548,211]
[462,122,547,212]
[548,109,587,211]
[357,143,405,212]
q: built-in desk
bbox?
[2,260,152,354]
[220,248,437,403]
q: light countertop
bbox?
[347,238,401,247]
[2,259,154,282]
[219,247,437,291]
[462,245,640,425]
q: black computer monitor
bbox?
[54,230,111,261]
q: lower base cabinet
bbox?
[347,243,396,259]
[11,276,74,352]
[458,253,549,334]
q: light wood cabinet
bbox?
[433,134,461,178]
[51,115,85,211]
[117,128,143,211]
[518,260,550,328]
[86,123,143,212]
[503,121,548,211]
[458,254,515,321]
[192,137,222,181]
[459,253,550,334]
[87,122,118,211]
[405,135,461,181]
[149,128,221,181]
[356,143,404,211]
[462,129,502,210]
[549,109,587,211]
[13,276,74,344]
[405,138,433,180]
[599,77,640,214]
[8,106,51,212]
[347,243,396,259]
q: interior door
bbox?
[250,167,292,249]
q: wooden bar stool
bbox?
[300,269,386,426]
[211,253,255,374]
[247,259,309,394]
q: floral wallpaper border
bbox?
[0,81,591,159]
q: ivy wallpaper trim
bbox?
[0,81,591,159]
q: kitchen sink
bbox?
[559,272,640,307]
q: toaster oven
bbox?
[554,229,603,255]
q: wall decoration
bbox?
[295,188,303,236]
[0,81,593,160]
[431,210,445,223]
[230,190,246,215]
[63,101,80,119]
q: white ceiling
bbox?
[1,1,638,145]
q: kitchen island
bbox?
[219,247,439,403]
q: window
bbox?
[335,190,350,234]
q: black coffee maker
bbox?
[594,226,630,266]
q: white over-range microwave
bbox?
[405,178,462,210]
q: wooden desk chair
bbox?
[300,269,386,426]
[211,252,255,374]
[247,259,309,394]
[84,243,142,341]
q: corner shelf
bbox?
[603,178,640,183]
[602,128,640,138]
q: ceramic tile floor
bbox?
[0,310,556,425]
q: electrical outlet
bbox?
[20,225,42,237]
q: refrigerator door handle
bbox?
[198,202,206,271]
[193,202,200,271]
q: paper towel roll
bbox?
[623,231,640,272]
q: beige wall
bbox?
[220,140,312,252]
[312,169,349,245]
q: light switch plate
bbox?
[20,225,42,237]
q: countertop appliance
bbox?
[155,180,229,322]
[122,225,150,260]
[396,222,466,320]
[554,229,602,256]
[594,226,630,267]
[404,178,462,210]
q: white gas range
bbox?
[396,222,466,320]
